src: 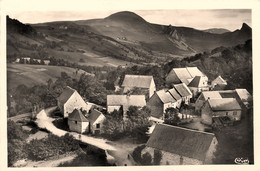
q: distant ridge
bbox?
[202,28,231,34]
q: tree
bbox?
[164,107,180,126]
[153,149,162,165]
[142,152,152,165]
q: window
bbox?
[96,123,100,128]
[233,111,237,115]
[226,112,228,116]
[75,121,77,124]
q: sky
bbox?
[5,9,251,31]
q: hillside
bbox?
[7,64,93,90]
[202,28,231,34]
[7,12,252,66]
[164,39,252,93]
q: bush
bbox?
[142,152,152,165]
[132,144,146,163]
[153,149,162,165]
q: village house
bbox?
[121,75,156,98]
[147,90,178,120]
[211,75,227,90]
[195,91,222,113]
[173,83,192,104]
[57,86,91,118]
[68,109,89,134]
[167,87,182,108]
[87,109,106,135]
[43,59,50,65]
[188,76,209,97]
[142,124,218,165]
[235,89,253,109]
[107,94,146,118]
[166,67,207,86]
[201,98,242,125]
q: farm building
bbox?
[57,86,91,118]
[188,76,209,97]
[211,76,227,90]
[173,83,192,105]
[88,109,106,135]
[166,67,207,86]
[195,91,222,113]
[143,124,218,165]
[147,90,178,120]
[68,109,89,134]
[167,88,182,109]
[121,75,156,98]
[201,98,242,125]
[235,89,253,109]
[107,94,146,118]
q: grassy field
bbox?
[7,64,93,89]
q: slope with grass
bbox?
[7,64,93,89]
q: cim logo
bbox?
[234,157,249,164]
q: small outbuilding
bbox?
[68,109,89,134]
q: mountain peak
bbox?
[241,23,251,31]
[105,11,146,23]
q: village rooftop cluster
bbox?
[56,66,252,165]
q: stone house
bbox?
[195,91,222,113]
[57,86,91,118]
[188,76,209,97]
[201,98,242,125]
[88,109,106,135]
[107,94,146,118]
[166,67,207,86]
[147,90,178,120]
[173,83,192,105]
[68,109,89,134]
[121,75,156,98]
[167,88,182,109]
[211,75,227,90]
[143,124,218,165]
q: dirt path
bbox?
[24,154,77,167]
[35,107,116,151]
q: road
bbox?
[34,107,138,166]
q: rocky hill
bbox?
[7,11,252,66]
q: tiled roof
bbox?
[172,68,193,85]
[201,91,222,100]
[167,88,182,101]
[88,109,104,123]
[235,89,253,103]
[146,124,215,161]
[156,90,176,104]
[107,95,146,107]
[57,86,75,105]
[208,98,241,111]
[174,83,192,97]
[188,76,207,88]
[68,109,89,122]
[212,76,227,85]
[121,75,154,88]
[186,67,205,77]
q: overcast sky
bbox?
[4,0,252,31]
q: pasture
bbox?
[7,64,93,89]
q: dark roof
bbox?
[68,109,89,122]
[208,98,241,111]
[88,109,104,123]
[173,83,192,97]
[156,90,176,104]
[167,88,182,100]
[188,76,207,88]
[121,75,154,88]
[57,86,76,105]
[146,124,215,161]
